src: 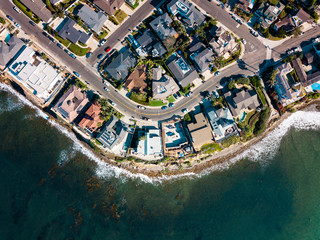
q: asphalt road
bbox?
[2,0,320,122]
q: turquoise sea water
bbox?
[1,89,320,239]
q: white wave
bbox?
[0,92,23,114]
[2,82,320,184]
[57,148,76,166]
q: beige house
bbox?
[187,112,213,151]
[53,85,89,123]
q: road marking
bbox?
[236,24,240,28]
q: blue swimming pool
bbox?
[5,33,11,43]
[239,111,247,122]
[311,83,320,91]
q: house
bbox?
[274,62,305,106]
[135,29,167,57]
[53,85,89,123]
[189,42,214,73]
[20,0,53,22]
[152,67,179,99]
[136,128,163,157]
[224,89,260,117]
[149,13,178,42]
[206,107,238,142]
[305,51,316,65]
[161,120,192,158]
[58,18,90,44]
[77,5,108,33]
[50,0,63,5]
[209,26,239,58]
[167,0,205,27]
[97,116,129,153]
[237,0,255,14]
[187,112,213,151]
[291,58,307,83]
[104,48,137,81]
[0,35,24,70]
[8,46,64,102]
[292,9,310,27]
[93,0,125,16]
[256,2,285,28]
[167,55,199,88]
[78,101,104,135]
[274,16,295,32]
[123,65,148,93]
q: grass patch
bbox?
[13,0,40,23]
[167,95,175,103]
[68,43,89,56]
[97,30,108,40]
[150,99,166,106]
[54,33,70,47]
[184,113,191,122]
[114,9,127,23]
[200,143,222,154]
[255,87,268,106]
[130,92,148,105]
[125,0,139,9]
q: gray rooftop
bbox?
[20,0,53,22]
[97,116,128,150]
[0,35,24,69]
[136,30,167,57]
[77,5,108,33]
[224,89,260,116]
[58,18,90,44]
[167,56,199,88]
[152,74,179,99]
[189,42,213,73]
[149,13,178,42]
[104,49,137,81]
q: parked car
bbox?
[177,91,181,97]
[86,52,93,58]
[313,37,320,43]
[29,21,36,26]
[73,71,80,78]
[57,43,63,49]
[64,49,69,54]
[98,39,106,47]
[242,38,247,44]
[214,71,221,76]
[97,53,104,59]
[287,49,294,55]
[108,100,116,106]
[13,7,21,13]
[173,93,178,99]
[103,81,109,87]
[69,53,76,59]
[293,47,300,53]
[161,106,168,110]
[104,87,110,92]
[137,105,146,110]
[250,30,258,37]
[7,15,14,22]
[142,117,151,121]
[185,91,192,97]
[182,108,188,114]
[105,46,111,53]
[169,103,175,107]
[14,22,21,28]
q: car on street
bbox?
[313,37,320,43]
[161,106,168,110]
[97,53,104,59]
[142,117,151,121]
[86,52,93,58]
[250,29,258,37]
[98,39,106,47]
[214,71,221,76]
[185,91,192,97]
[108,100,116,106]
[57,43,63,49]
[287,49,294,55]
[236,19,242,24]
[182,108,188,114]
[104,87,110,92]
[14,22,21,28]
[137,105,146,110]
[293,47,300,53]
[242,38,246,44]
[177,91,181,97]
[7,15,14,22]
[173,93,178,99]
[64,49,69,54]
[103,81,109,87]
[169,103,175,107]
[69,53,76,59]
[73,71,80,78]
[13,7,21,13]
[105,46,111,53]
[29,21,36,26]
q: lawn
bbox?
[200,143,222,154]
[13,0,40,23]
[126,0,139,9]
[255,87,268,106]
[150,99,166,106]
[114,10,128,24]
[54,33,71,47]
[167,95,175,103]
[130,93,148,105]
[68,43,90,56]
[97,30,108,40]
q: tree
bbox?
[311,11,319,22]
[261,28,270,38]
[253,22,260,30]
[0,17,6,25]
[279,10,286,19]
[293,27,302,38]
[267,69,277,87]
[236,77,250,86]
[228,79,236,90]
[276,28,286,38]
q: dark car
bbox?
[97,53,104,59]
[86,52,93,58]
[7,15,14,21]
[42,32,49,37]
[73,71,80,78]
[64,49,69,54]
[169,103,175,107]
[177,91,181,97]
[29,21,36,26]
[57,43,63,49]
[161,106,168,110]
[173,93,178,99]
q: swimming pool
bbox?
[5,33,11,43]
[239,111,247,122]
[311,83,320,91]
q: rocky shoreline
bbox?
[2,77,320,179]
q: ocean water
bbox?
[1,88,320,240]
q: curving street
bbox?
[2,0,319,122]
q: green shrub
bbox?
[184,113,191,122]
[254,108,270,135]
[0,17,6,24]
[221,135,240,148]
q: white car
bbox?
[242,39,247,44]
[103,81,109,87]
[182,108,188,114]
[137,105,146,110]
[293,47,300,53]
[13,7,21,13]
[313,37,320,43]
[14,22,21,28]
[104,87,110,92]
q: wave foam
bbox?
[2,82,320,183]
